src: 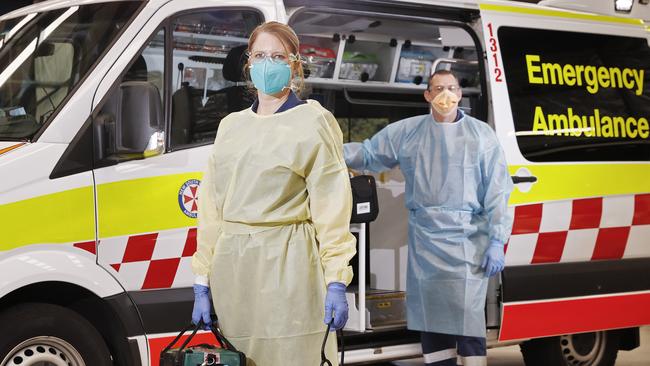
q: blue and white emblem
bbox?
[178,179,200,218]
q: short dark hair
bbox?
[427,70,459,91]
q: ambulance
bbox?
[0,0,648,365]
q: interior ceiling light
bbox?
[614,0,633,12]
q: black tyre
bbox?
[520,331,619,366]
[0,303,112,366]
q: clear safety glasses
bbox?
[430,85,461,93]
[246,50,301,65]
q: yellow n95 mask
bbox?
[431,89,460,116]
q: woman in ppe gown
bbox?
[190,21,356,366]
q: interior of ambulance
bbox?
[286,6,495,348]
[90,2,495,348]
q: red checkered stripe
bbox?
[74,228,197,291]
[505,193,650,266]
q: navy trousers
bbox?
[421,332,486,366]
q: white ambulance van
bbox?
[0,0,648,365]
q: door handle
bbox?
[511,175,537,184]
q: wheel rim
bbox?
[560,332,606,366]
[1,336,85,366]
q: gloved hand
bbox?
[481,240,505,277]
[192,284,212,329]
[324,282,348,331]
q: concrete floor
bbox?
[384,327,650,366]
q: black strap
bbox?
[160,322,201,365]
[210,321,239,352]
[320,319,345,366]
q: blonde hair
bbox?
[246,21,305,93]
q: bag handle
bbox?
[209,316,239,352]
[160,322,202,365]
[320,319,345,366]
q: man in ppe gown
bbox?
[344,70,513,366]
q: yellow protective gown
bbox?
[192,99,356,366]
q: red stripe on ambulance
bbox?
[499,292,650,341]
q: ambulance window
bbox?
[93,29,166,164]
[339,117,391,142]
[0,2,143,140]
[328,91,429,142]
[498,27,650,162]
[303,88,430,142]
[169,10,262,149]
[0,15,28,46]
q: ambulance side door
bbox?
[479,2,650,342]
[89,0,274,350]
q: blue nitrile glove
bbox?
[324,282,349,331]
[192,284,212,329]
[481,240,505,277]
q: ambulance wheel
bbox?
[520,331,619,366]
[0,303,112,366]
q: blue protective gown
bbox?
[343,111,513,337]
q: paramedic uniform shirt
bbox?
[192,98,356,366]
[343,111,513,337]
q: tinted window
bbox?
[324,90,428,142]
[170,10,262,148]
[0,3,142,140]
[0,15,29,45]
[498,27,650,162]
[94,29,165,164]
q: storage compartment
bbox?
[300,42,336,78]
[345,288,407,330]
[396,45,448,85]
[340,39,395,82]
[340,51,379,81]
[292,12,482,95]
[396,47,433,84]
[366,289,407,329]
[444,48,481,89]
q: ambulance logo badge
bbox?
[178,179,200,218]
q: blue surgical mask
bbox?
[249,59,291,95]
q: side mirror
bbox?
[96,81,165,161]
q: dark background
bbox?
[1,1,37,16]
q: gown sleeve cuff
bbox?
[194,275,209,287]
[325,266,354,287]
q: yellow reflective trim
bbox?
[0,142,25,156]
[479,3,644,26]
[0,186,95,250]
[508,164,650,205]
[97,173,200,238]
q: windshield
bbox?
[0,14,34,49]
[0,2,142,140]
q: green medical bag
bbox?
[160,322,246,366]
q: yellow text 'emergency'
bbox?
[530,106,649,138]
[525,55,645,95]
